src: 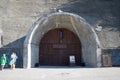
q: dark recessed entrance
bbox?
[39,28,82,66]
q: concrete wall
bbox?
[0,0,120,68]
[0,0,72,67]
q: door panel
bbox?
[39,28,82,66]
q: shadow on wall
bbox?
[0,36,26,68]
[56,0,120,31]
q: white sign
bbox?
[69,55,75,65]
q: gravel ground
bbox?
[0,67,120,80]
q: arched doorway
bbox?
[39,28,82,66]
[23,12,101,68]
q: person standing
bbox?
[9,52,18,69]
[0,53,7,70]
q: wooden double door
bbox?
[39,28,82,66]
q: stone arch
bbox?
[23,12,101,68]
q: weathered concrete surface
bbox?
[0,0,120,68]
[0,0,71,47]
[0,0,119,48]
[0,67,120,80]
